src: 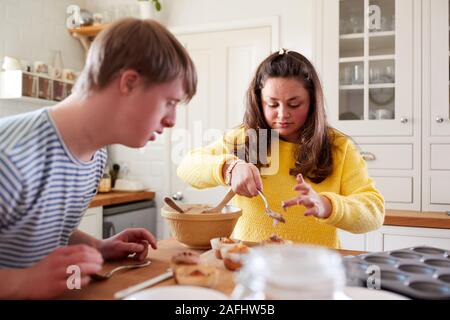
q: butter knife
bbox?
[114,269,173,300]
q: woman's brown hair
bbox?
[235,49,335,183]
[74,18,197,102]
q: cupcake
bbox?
[221,243,250,271]
[261,234,293,246]
[174,265,219,288]
[210,237,239,259]
[170,251,200,270]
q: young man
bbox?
[0,18,197,299]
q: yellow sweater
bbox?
[177,128,385,249]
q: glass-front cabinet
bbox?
[323,0,413,136]
[429,0,450,136]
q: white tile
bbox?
[5,3,34,26]
[0,40,5,61]
[0,3,6,21]
[3,28,23,58]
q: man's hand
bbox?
[282,174,332,219]
[98,228,157,261]
[15,245,103,299]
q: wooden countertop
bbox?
[89,191,155,208]
[385,210,450,229]
[88,191,449,229]
[60,238,364,300]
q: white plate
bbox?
[124,285,230,300]
[340,286,409,300]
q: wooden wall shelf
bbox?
[68,24,108,53]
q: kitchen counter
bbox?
[90,192,449,229]
[60,238,364,300]
[89,191,155,208]
[385,210,450,229]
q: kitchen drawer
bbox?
[383,234,450,251]
[359,144,413,170]
[431,144,450,170]
[372,176,413,203]
[430,175,450,204]
[338,230,366,251]
[367,226,450,252]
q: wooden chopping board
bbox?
[199,249,238,296]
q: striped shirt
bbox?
[0,108,107,268]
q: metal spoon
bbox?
[91,260,152,281]
[164,197,185,213]
[257,190,286,226]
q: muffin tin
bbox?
[343,246,450,299]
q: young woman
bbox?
[177,49,384,248]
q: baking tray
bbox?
[343,246,450,299]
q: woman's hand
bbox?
[224,161,263,197]
[16,245,103,299]
[282,174,332,219]
[98,228,157,261]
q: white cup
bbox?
[2,56,22,71]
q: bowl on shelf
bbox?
[161,204,242,249]
[112,179,146,192]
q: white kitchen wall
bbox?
[106,134,170,240]
[86,0,315,58]
[0,0,86,117]
[84,0,316,239]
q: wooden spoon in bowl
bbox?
[164,197,185,214]
[202,189,236,213]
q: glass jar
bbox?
[98,172,112,193]
[231,245,346,300]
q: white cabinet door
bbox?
[428,0,450,136]
[367,226,450,251]
[422,0,450,210]
[78,207,103,239]
[322,0,415,136]
[169,26,272,205]
[338,230,367,251]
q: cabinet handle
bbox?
[360,152,376,161]
[435,117,444,123]
[400,117,408,124]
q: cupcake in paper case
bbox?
[210,237,239,259]
[221,243,251,271]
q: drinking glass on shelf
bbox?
[343,66,352,85]
[340,19,350,35]
[352,65,363,84]
[369,66,380,84]
[385,66,395,83]
[340,66,349,85]
[349,16,363,33]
